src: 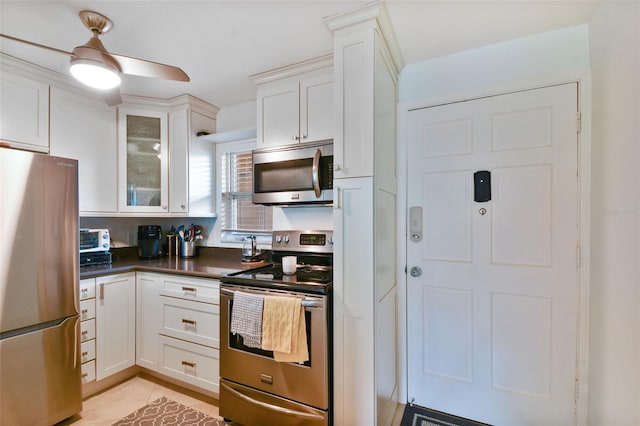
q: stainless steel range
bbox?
[220,230,333,426]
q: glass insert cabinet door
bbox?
[118,108,168,212]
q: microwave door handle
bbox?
[312,148,321,198]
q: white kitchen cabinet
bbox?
[253,55,333,148]
[136,272,220,394]
[95,273,136,380]
[325,3,403,424]
[118,96,218,217]
[169,98,218,216]
[118,107,169,213]
[0,69,49,152]
[50,87,118,214]
[79,278,97,384]
[136,272,163,370]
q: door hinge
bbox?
[574,378,580,405]
[576,112,582,133]
[576,245,581,268]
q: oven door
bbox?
[220,286,329,410]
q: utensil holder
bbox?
[180,240,197,258]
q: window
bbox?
[218,141,272,243]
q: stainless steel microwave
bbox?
[252,139,333,206]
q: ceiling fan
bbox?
[0,10,190,106]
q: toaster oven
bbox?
[79,228,110,253]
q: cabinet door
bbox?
[50,87,117,214]
[332,177,375,425]
[300,74,333,143]
[118,108,169,213]
[169,108,189,214]
[333,31,375,178]
[96,273,136,380]
[188,110,216,216]
[256,82,299,148]
[136,273,163,370]
[0,72,49,152]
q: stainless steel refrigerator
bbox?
[0,147,82,425]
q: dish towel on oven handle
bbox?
[230,291,264,349]
[261,295,309,363]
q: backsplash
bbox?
[80,217,217,248]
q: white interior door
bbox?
[406,84,580,426]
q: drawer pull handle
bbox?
[81,373,88,378]
[81,288,88,293]
[181,361,196,368]
[81,309,88,314]
[81,330,88,335]
[82,351,88,356]
[181,319,196,326]
[182,286,196,293]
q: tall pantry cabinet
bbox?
[325,3,404,425]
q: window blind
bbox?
[220,150,272,234]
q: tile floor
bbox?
[57,375,223,425]
[58,374,405,425]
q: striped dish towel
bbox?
[230,291,264,348]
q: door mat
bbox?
[111,396,225,426]
[400,403,492,426]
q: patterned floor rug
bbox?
[400,404,492,426]
[111,396,225,426]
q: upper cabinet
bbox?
[252,55,333,148]
[118,107,169,214]
[116,96,219,216]
[0,68,50,152]
[50,87,118,214]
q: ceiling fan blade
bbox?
[0,33,73,56]
[102,88,122,106]
[110,53,190,82]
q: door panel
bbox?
[407,84,579,425]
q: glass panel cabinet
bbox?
[118,108,168,213]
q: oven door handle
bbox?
[221,288,323,308]
[221,382,325,421]
[312,148,321,198]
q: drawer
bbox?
[79,298,95,321]
[80,339,96,363]
[80,318,95,342]
[158,335,219,394]
[80,278,96,301]
[160,296,219,348]
[160,276,219,304]
[81,360,96,384]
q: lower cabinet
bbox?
[136,272,220,394]
[95,273,136,380]
[79,278,97,384]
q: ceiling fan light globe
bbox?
[70,60,121,90]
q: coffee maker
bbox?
[138,225,162,259]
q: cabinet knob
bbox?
[302,134,307,139]
[292,135,299,141]
[181,204,186,210]
[162,205,167,210]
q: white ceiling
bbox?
[0,0,600,109]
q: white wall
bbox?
[588,2,640,425]
[215,100,256,132]
[399,24,589,104]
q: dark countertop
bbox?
[79,246,270,280]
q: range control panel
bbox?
[271,230,333,253]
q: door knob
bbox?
[410,266,422,277]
